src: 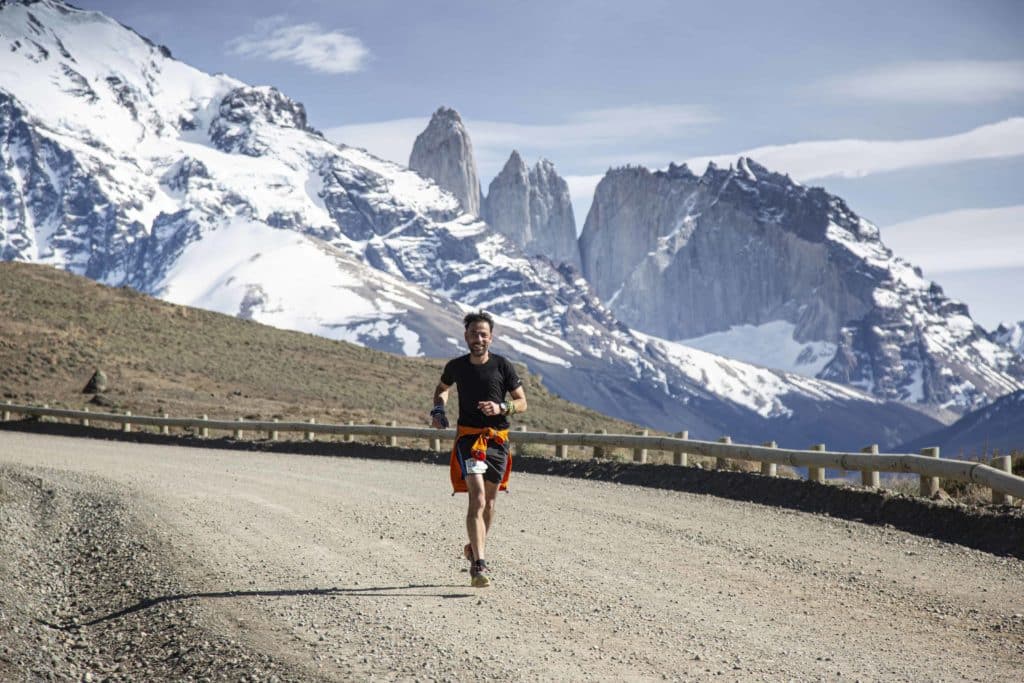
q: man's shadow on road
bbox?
[43,584,474,630]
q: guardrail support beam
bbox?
[992,456,1014,505]
[860,444,880,488]
[761,441,777,477]
[557,428,569,459]
[674,431,689,466]
[808,444,826,483]
[920,447,940,498]
[633,430,649,463]
[388,420,398,447]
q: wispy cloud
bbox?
[684,117,1024,182]
[826,60,1024,103]
[326,104,714,172]
[881,205,1024,273]
[227,16,368,74]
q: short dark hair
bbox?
[463,310,494,331]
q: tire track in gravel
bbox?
[2,430,1023,682]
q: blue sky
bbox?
[79,0,1024,327]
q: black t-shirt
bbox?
[440,353,522,429]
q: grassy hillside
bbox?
[0,262,641,442]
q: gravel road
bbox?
[2,430,1023,682]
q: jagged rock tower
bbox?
[408,107,483,216]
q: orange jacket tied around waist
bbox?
[449,425,512,493]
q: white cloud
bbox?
[684,117,1024,182]
[881,205,1024,273]
[227,16,368,74]
[827,60,1024,103]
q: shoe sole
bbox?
[471,574,491,588]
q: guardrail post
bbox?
[388,420,398,447]
[3,400,11,422]
[991,455,1013,505]
[633,429,649,463]
[269,418,279,441]
[556,428,569,459]
[200,415,209,439]
[161,413,170,436]
[234,417,244,440]
[344,420,354,443]
[673,431,689,466]
[860,444,880,488]
[41,404,48,423]
[593,428,607,459]
[82,407,89,428]
[430,434,441,452]
[306,418,316,441]
[920,447,940,498]
[123,411,132,433]
[760,441,777,477]
[716,436,732,470]
[808,444,826,483]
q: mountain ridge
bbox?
[0,0,954,449]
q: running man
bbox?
[430,311,527,587]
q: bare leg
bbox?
[465,474,486,560]
[482,480,499,540]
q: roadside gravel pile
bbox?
[0,466,308,682]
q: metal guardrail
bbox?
[2,402,1021,503]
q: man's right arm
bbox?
[431,381,450,429]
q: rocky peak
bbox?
[483,151,579,269]
[209,86,312,156]
[408,107,483,216]
[994,321,1024,355]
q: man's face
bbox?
[464,321,492,357]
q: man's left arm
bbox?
[506,385,527,415]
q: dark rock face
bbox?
[579,158,1024,408]
[209,86,312,157]
[408,107,482,216]
[0,93,141,283]
[484,152,579,268]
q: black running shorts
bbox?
[454,434,510,485]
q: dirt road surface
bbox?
[2,430,1023,681]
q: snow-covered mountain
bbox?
[0,0,944,448]
[900,390,1024,459]
[578,160,1024,410]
